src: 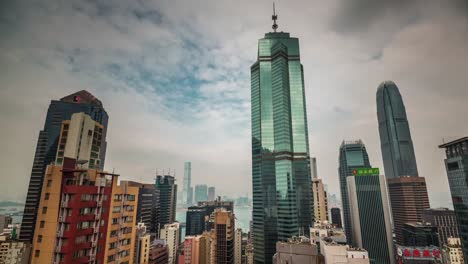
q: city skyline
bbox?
[2,1,468,209]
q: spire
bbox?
[272,2,278,32]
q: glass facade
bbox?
[439,138,468,263]
[20,91,108,242]
[377,81,419,179]
[338,140,371,246]
[251,32,313,263]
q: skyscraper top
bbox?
[60,90,103,107]
[272,2,278,32]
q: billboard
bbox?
[351,168,380,176]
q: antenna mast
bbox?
[272,2,278,32]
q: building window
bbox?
[37,235,42,243]
[45,193,50,200]
[40,221,45,228]
[47,180,52,187]
[35,250,40,257]
[112,206,121,213]
[42,207,47,214]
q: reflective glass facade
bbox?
[377,81,419,179]
[251,32,313,263]
[338,140,371,246]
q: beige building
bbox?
[135,222,151,264]
[0,241,30,264]
[160,222,180,264]
[320,237,370,264]
[443,237,465,264]
[245,243,254,264]
[234,228,242,264]
[311,158,328,222]
[273,236,323,264]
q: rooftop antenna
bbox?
[272,2,278,32]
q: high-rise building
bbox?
[156,175,177,227]
[213,208,235,264]
[312,177,328,222]
[347,173,394,264]
[338,140,371,245]
[183,162,192,206]
[194,185,208,204]
[208,187,216,201]
[149,240,169,264]
[402,222,439,247]
[387,176,430,245]
[21,90,108,242]
[376,81,419,179]
[273,236,321,264]
[0,215,12,234]
[123,181,160,237]
[235,228,242,264]
[186,206,208,236]
[135,222,151,264]
[250,12,314,263]
[331,208,342,228]
[422,208,460,246]
[160,222,180,264]
[439,137,468,260]
[442,237,464,264]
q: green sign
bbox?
[352,168,380,176]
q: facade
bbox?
[443,237,464,264]
[160,222,180,264]
[347,174,394,264]
[183,162,192,206]
[439,137,468,260]
[135,222,151,264]
[331,208,342,228]
[213,209,235,264]
[235,228,242,264]
[194,185,208,204]
[273,236,322,264]
[149,240,169,264]
[0,216,12,234]
[338,140,371,245]
[309,221,346,248]
[186,206,207,236]
[123,181,160,236]
[184,236,199,264]
[396,245,442,264]
[387,176,430,245]
[422,208,459,246]
[402,222,439,247]
[376,81,419,179]
[208,187,216,201]
[320,238,370,264]
[250,20,314,263]
[0,241,31,264]
[312,177,328,222]
[156,175,177,227]
[21,90,108,243]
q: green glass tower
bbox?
[250,12,313,263]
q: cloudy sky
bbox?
[1,0,467,208]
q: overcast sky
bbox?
[1,0,467,208]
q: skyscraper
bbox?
[183,162,192,206]
[213,208,235,264]
[422,208,460,246]
[330,208,342,228]
[338,140,371,246]
[250,10,313,263]
[439,137,468,260]
[208,186,216,201]
[160,223,180,264]
[377,81,419,179]
[195,184,208,203]
[155,175,177,227]
[312,178,328,222]
[347,173,394,264]
[20,90,108,242]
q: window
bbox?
[42,207,47,214]
[109,242,116,249]
[47,180,52,187]
[112,218,119,225]
[107,255,115,262]
[37,235,42,243]
[114,194,122,201]
[35,250,40,257]
[112,206,121,213]
[40,221,45,228]
[126,195,135,201]
[45,193,50,200]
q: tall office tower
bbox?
[311,157,318,178]
[194,185,208,203]
[312,178,328,222]
[208,187,216,201]
[387,177,430,245]
[347,173,394,264]
[156,175,177,227]
[439,137,468,260]
[123,181,160,237]
[160,222,180,264]
[338,140,371,245]
[135,222,151,264]
[377,81,419,179]
[331,208,342,228]
[186,206,208,236]
[250,11,314,263]
[21,90,108,242]
[213,208,235,264]
[183,162,192,206]
[30,165,125,264]
[422,208,460,246]
[402,222,439,247]
[235,228,242,264]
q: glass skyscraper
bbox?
[20,90,108,242]
[250,23,313,262]
[183,161,192,206]
[338,140,371,246]
[377,81,419,179]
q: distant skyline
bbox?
[1,1,468,208]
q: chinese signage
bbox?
[352,168,380,176]
[397,246,441,263]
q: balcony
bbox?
[77,214,95,222]
[76,228,94,236]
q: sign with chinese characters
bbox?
[351,168,380,176]
[397,246,441,262]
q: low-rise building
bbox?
[160,222,180,264]
[273,236,323,264]
[0,240,31,264]
[443,237,464,264]
[320,237,370,264]
[149,240,169,264]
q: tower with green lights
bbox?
[250,9,313,263]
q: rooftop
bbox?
[439,137,468,148]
